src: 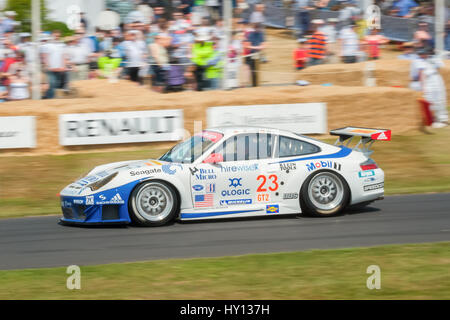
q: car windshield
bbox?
[159,131,223,163]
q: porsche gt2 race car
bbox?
[59,126,391,226]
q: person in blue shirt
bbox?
[392,0,419,17]
[244,23,265,87]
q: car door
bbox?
[211,132,278,212]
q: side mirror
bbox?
[202,153,223,164]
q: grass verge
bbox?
[0,242,448,300]
[0,127,449,219]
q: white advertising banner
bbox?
[207,103,327,134]
[0,116,36,149]
[59,110,184,146]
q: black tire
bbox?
[128,180,179,227]
[300,170,350,217]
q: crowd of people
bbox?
[0,1,273,100]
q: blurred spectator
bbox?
[414,21,432,48]
[66,35,92,81]
[244,23,265,86]
[293,38,308,70]
[296,0,315,36]
[391,0,419,18]
[249,3,266,25]
[80,12,89,30]
[191,33,214,91]
[166,53,186,92]
[123,30,146,85]
[321,18,338,44]
[205,0,221,21]
[338,23,359,63]
[1,11,18,34]
[362,28,389,60]
[338,1,360,26]
[205,40,223,90]
[42,30,69,99]
[179,0,195,15]
[228,30,243,89]
[149,34,169,92]
[418,47,448,128]
[306,19,327,66]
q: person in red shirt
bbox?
[293,38,308,70]
[362,28,389,60]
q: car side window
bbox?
[213,133,274,162]
[278,136,320,158]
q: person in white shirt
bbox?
[418,48,448,128]
[43,30,69,98]
[338,23,360,63]
[65,35,92,81]
[122,31,146,84]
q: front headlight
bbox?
[87,172,118,191]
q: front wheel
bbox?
[129,181,178,226]
[300,170,349,217]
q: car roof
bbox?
[206,126,299,137]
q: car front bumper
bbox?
[59,193,131,225]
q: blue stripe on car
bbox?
[181,209,262,219]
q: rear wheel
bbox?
[301,170,349,217]
[129,181,178,226]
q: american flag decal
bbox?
[194,194,214,208]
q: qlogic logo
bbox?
[221,178,250,197]
[306,161,341,172]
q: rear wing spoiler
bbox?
[330,127,391,156]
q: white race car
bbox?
[59,126,390,226]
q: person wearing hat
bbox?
[191,32,214,91]
[306,19,327,66]
[1,11,17,34]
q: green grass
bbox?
[0,127,449,219]
[0,242,448,300]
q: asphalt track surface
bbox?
[0,193,449,270]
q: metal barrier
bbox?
[262,3,434,42]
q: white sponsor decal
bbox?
[96,193,124,205]
[85,196,94,205]
[59,110,184,146]
[0,116,36,149]
[364,182,384,192]
[207,103,327,134]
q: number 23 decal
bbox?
[257,175,279,192]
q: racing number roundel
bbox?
[257,175,279,192]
